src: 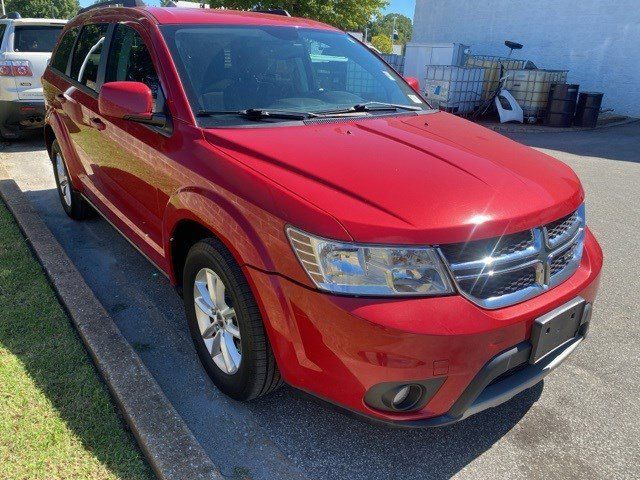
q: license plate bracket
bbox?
[530,298,585,364]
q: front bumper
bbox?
[383,322,589,427]
[0,100,46,138]
[245,228,603,426]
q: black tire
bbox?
[0,127,15,142]
[51,139,92,220]
[0,123,23,141]
[183,238,283,400]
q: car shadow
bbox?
[20,187,542,480]
[505,121,640,164]
[245,291,542,479]
[254,383,542,480]
[0,132,45,154]
[247,357,542,480]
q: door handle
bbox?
[89,117,106,131]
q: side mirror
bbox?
[99,81,153,121]
[404,77,421,94]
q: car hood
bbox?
[203,111,583,244]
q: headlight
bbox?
[286,227,454,296]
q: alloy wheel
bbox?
[193,268,242,374]
[55,153,72,208]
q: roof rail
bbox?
[252,8,291,17]
[78,0,146,15]
[1,12,22,19]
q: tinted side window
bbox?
[0,24,6,47]
[14,26,64,52]
[51,27,80,74]
[70,23,108,91]
[105,24,164,112]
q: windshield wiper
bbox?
[316,102,422,116]
[354,102,422,112]
[196,103,421,121]
[196,108,317,121]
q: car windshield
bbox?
[13,26,64,53]
[161,25,429,126]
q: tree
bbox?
[4,0,79,19]
[371,34,392,54]
[369,13,412,47]
[208,0,388,31]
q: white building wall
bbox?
[412,0,640,116]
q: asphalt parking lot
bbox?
[1,122,638,480]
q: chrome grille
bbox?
[440,205,585,309]
[440,230,533,263]
[546,211,579,246]
[458,266,538,299]
[550,241,580,276]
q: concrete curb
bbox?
[0,170,222,480]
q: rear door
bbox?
[6,22,65,100]
[60,23,110,195]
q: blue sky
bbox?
[384,0,416,19]
[79,0,417,18]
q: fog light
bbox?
[392,386,411,406]
[364,377,447,413]
[383,384,423,411]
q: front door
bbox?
[85,23,170,263]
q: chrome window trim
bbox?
[440,204,586,310]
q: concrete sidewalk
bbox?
[1,123,638,480]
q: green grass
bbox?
[0,199,154,480]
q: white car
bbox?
[0,13,66,139]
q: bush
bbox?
[371,34,393,54]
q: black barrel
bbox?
[544,83,579,127]
[574,92,604,128]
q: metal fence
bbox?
[379,54,405,75]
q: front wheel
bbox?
[51,140,92,220]
[183,238,282,400]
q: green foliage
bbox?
[3,0,79,19]
[371,34,392,54]
[208,0,389,31]
[369,13,413,47]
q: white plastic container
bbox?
[422,66,484,115]
[404,43,469,87]
[504,69,568,118]
[465,55,531,100]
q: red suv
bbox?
[43,2,603,426]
